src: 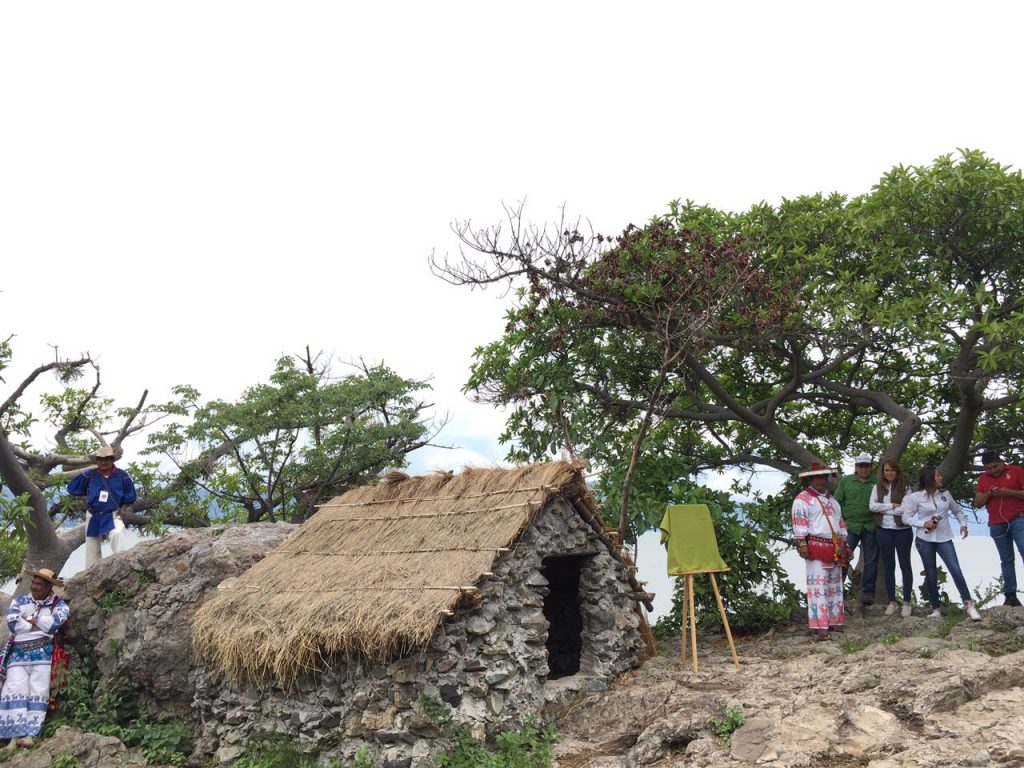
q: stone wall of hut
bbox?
[192,497,647,766]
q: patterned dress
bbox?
[0,592,70,739]
[792,487,848,630]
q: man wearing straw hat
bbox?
[0,568,70,748]
[792,462,848,640]
[67,445,137,567]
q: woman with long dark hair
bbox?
[901,465,981,621]
[870,457,914,617]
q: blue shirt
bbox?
[67,467,137,536]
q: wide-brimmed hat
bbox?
[799,462,837,478]
[27,567,65,587]
[91,446,116,460]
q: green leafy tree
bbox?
[433,150,1024,619]
[147,350,440,523]
[0,340,176,580]
[0,341,441,584]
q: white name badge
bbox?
[98,490,109,503]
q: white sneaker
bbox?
[965,601,982,621]
[884,602,897,616]
[901,603,912,618]
[928,609,942,618]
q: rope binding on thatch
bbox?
[191,461,653,686]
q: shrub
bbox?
[421,696,558,768]
[709,706,745,740]
[45,664,190,765]
[53,753,82,768]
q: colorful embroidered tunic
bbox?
[0,593,70,739]
[792,486,848,630]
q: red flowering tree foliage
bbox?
[433,202,795,537]
[432,151,1024,541]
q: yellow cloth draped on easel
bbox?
[658,504,729,574]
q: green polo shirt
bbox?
[834,474,875,534]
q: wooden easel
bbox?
[676,568,740,673]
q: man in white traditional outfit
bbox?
[792,463,848,640]
[0,568,70,748]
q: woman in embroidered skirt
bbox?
[792,463,848,640]
[901,466,982,621]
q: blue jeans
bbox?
[916,539,971,608]
[876,527,914,603]
[989,515,1024,594]
[846,528,879,602]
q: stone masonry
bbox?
[193,498,647,765]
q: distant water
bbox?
[636,522,1011,622]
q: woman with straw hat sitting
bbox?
[0,568,70,748]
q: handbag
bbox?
[803,497,851,567]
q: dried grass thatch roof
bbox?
[192,461,649,685]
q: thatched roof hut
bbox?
[193,461,650,686]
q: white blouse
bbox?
[869,486,908,530]
[901,489,967,543]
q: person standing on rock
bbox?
[869,457,914,618]
[67,446,137,567]
[834,453,879,609]
[0,568,70,748]
[792,463,848,640]
[902,466,982,621]
[975,451,1024,607]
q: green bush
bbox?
[44,664,190,765]
[232,737,379,768]
[53,753,82,768]
[841,637,872,654]
[420,696,558,768]
[233,737,311,768]
[709,706,745,740]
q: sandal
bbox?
[813,630,832,641]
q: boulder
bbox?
[63,522,294,719]
[3,726,149,768]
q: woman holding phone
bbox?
[901,465,982,621]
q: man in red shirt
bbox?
[975,451,1024,607]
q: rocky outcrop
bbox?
[63,523,295,719]
[47,520,1024,767]
[2,726,157,768]
[552,605,1024,768]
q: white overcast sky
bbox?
[2,2,1023,477]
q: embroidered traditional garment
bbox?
[0,592,70,739]
[792,487,848,630]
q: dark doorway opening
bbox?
[541,555,590,679]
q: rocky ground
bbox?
[4,525,1024,767]
[552,602,1024,768]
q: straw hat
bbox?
[798,462,837,478]
[91,446,116,460]
[27,567,65,588]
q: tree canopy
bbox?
[146,351,440,524]
[433,150,1024,534]
[0,342,440,580]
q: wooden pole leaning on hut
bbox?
[659,504,740,673]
